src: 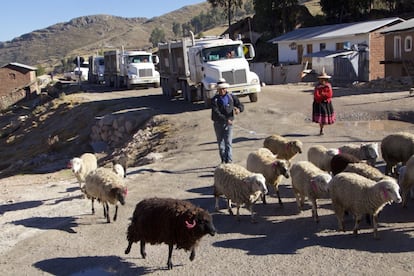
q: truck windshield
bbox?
[129,55,150,63]
[202,45,242,62]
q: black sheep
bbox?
[330,153,360,175]
[125,197,216,270]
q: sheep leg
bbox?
[249,205,257,223]
[91,198,95,215]
[214,196,220,212]
[293,191,302,212]
[276,190,283,207]
[140,241,147,259]
[113,204,119,221]
[261,193,267,204]
[104,203,110,223]
[124,242,132,254]
[227,199,234,215]
[334,206,345,231]
[189,248,196,261]
[311,198,319,223]
[352,215,362,236]
[236,205,241,221]
[373,214,380,240]
[167,244,174,270]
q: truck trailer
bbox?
[103,50,160,89]
[157,33,260,106]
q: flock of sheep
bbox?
[67,131,414,269]
[68,152,217,270]
[213,131,414,241]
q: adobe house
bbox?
[268,17,403,83]
[381,18,414,79]
[0,62,39,110]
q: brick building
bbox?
[381,18,414,79]
[0,62,38,110]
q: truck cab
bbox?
[188,39,260,104]
[122,51,160,89]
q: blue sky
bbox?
[0,0,205,42]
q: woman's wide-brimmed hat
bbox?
[217,78,230,89]
[317,71,331,79]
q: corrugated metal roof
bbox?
[381,18,414,33]
[2,62,37,71]
[268,17,402,44]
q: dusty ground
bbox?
[1,82,414,275]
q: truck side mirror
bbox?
[243,44,255,60]
[152,55,159,65]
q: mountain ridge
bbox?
[0,2,211,69]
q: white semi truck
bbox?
[157,33,260,106]
[104,50,160,89]
[88,55,105,84]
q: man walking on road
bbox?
[211,78,244,164]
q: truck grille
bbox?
[139,69,153,77]
[222,69,247,85]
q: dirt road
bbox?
[1,83,414,275]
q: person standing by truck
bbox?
[211,78,244,164]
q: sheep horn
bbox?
[185,219,196,229]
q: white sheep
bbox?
[398,155,414,207]
[263,134,303,162]
[214,163,268,222]
[290,161,332,223]
[113,163,126,178]
[246,148,290,206]
[343,162,387,182]
[307,145,339,172]
[338,142,379,166]
[84,167,128,223]
[68,153,98,189]
[381,132,414,176]
[329,172,402,239]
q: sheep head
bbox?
[272,160,290,179]
[69,157,82,173]
[186,212,217,236]
[377,179,402,204]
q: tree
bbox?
[253,0,299,35]
[172,22,181,38]
[149,27,165,47]
[207,0,243,28]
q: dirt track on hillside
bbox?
[1,83,414,275]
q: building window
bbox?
[306,44,313,55]
[8,73,16,80]
[405,36,412,52]
[394,36,402,59]
[320,43,326,51]
[336,42,344,51]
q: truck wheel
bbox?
[154,82,160,88]
[249,93,258,102]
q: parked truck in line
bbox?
[103,49,160,89]
[157,33,260,106]
[88,55,105,84]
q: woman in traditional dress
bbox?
[312,71,336,135]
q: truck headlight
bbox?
[251,78,259,84]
